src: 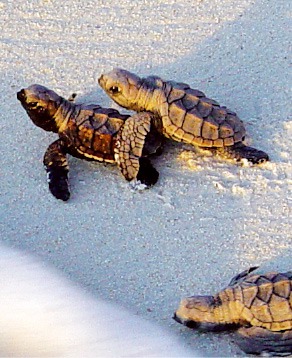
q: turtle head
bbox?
[98,68,143,111]
[173,295,218,330]
[17,84,62,132]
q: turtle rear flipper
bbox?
[44,139,70,201]
[217,142,269,164]
[236,327,292,356]
[115,112,159,186]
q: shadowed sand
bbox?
[0,0,291,356]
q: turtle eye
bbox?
[109,86,121,94]
[29,101,38,108]
[37,106,45,112]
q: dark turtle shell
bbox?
[60,104,128,163]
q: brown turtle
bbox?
[173,267,292,356]
[17,84,162,201]
[99,68,269,165]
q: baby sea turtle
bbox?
[17,84,161,201]
[173,267,292,356]
[99,69,269,165]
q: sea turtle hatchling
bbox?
[173,267,292,356]
[17,84,162,201]
[99,68,269,165]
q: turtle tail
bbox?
[218,142,269,165]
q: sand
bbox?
[0,0,291,356]
[0,244,196,357]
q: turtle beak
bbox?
[17,89,26,102]
[173,312,184,324]
[173,313,199,328]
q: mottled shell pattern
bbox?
[18,84,129,163]
[175,270,292,331]
[99,68,246,148]
[60,104,128,163]
[217,271,292,331]
[159,80,246,147]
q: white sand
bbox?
[0,244,196,357]
[0,0,291,356]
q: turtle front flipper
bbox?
[136,157,159,187]
[115,112,159,186]
[43,139,70,201]
[216,142,269,164]
[236,327,292,356]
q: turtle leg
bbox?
[43,139,70,201]
[217,142,269,164]
[236,327,292,356]
[115,112,159,186]
[136,157,159,186]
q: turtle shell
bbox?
[61,104,129,162]
[161,82,246,148]
[219,271,292,331]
